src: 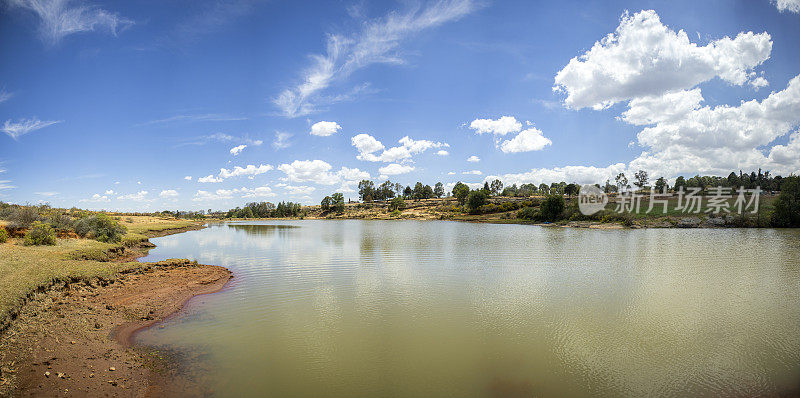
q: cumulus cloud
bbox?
[274,0,478,117]
[310,121,342,136]
[467,155,480,162]
[193,189,234,201]
[2,117,61,139]
[239,186,276,198]
[436,150,449,156]
[379,163,415,175]
[184,176,192,181]
[6,0,134,45]
[499,127,552,153]
[553,10,772,109]
[486,164,628,187]
[118,190,149,201]
[198,175,223,183]
[283,185,316,195]
[219,164,273,179]
[463,170,482,175]
[230,144,247,155]
[278,159,370,186]
[469,116,522,136]
[352,134,448,162]
[159,189,179,198]
[774,0,800,13]
[104,189,114,195]
[79,193,110,203]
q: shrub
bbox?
[517,207,539,220]
[0,228,8,243]
[390,209,402,217]
[23,222,57,246]
[7,206,40,228]
[540,195,565,222]
[771,176,800,227]
[48,213,76,231]
[75,213,127,243]
[466,190,488,214]
[389,197,405,211]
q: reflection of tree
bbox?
[227,224,299,237]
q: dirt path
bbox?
[0,259,231,397]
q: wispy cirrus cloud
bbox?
[5,0,134,45]
[274,0,479,117]
[0,90,13,104]
[177,132,263,148]
[2,117,62,139]
[139,113,248,127]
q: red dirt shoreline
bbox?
[0,225,233,397]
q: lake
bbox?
[135,220,800,397]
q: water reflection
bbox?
[136,221,800,397]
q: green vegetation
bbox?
[0,228,8,243]
[75,213,127,243]
[539,196,565,222]
[466,190,487,214]
[23,222,57,246]
[771,176,800,227]
[389,197,405,211]
[226,201,303,218]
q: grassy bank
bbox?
[0,216,200,331]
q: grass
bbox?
[0,216,200,329]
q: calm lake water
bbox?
[136,220,800,397]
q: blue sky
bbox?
[1,0,799,211]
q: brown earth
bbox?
[0,259,231,397]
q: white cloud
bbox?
[278,159,370,186]
[0,90,12,104]
[774,0,800,13]
[104,189,114,195]
[118,190,149,201]
[79,193,110,203]
[436,150,449,156]
[467,155,480,162]
[159,189,179,198]
[283,185,316,195]
[379,163,415,175]
[553,10,772,109]
[230,144,247,155]
[193,189,234,201]
[274,0,478,117]
[7,0,134,45]
[184,176,192,181]
[35,191,58,197]
[352,134,448,162]
[2,117,62,139]
[486,164,628,187]
[469,116,522,136]
[177,132,262,147]
[273,131,292,149]
[499,127,552,153]
[447,171,456,175]
[198,174,223,183]
[463,170,482,175]
[619,89,704,126]
[219,164,273,179]
[310,121,342,136]
[239,186,276,198]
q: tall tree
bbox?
[634,170,649,191]
[358,180,375,202]
[452,182,470,205]
[434,182,444,198]
[615,173,628,192]
[489,179,503,196]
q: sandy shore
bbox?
[0,228,231,397]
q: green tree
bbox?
[674,176,687,192]
[771,176,800,227]
[403,186,412,199]
[615,173,628,192]
[727,172,739,187]
[358,180,375,202]
[434,182,444,198]
[452,182,470,205]
[422,185,433,199]
[489,179,503,196]
[320,196,332,212]
[540,195,565,222]
[654,177,668,193]
[412,182,424,201]
[331,193,345,213]
[564,183,579,197]
[466,190,487,214]
[634,170,649,191]
[389,196,405,211]
[538,183,549,195]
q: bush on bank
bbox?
[74,214,127,243]
[23,222,57,246]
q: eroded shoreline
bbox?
[0,225,232,397]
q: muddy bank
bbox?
[0,258,231,397]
